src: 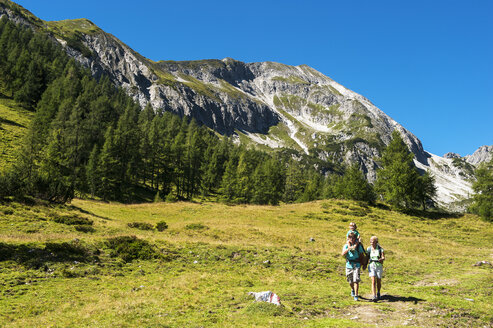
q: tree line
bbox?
[0,17,441,210]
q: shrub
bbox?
[74,225,95,233]
[105,236,160,262]
[127,222,154,230]
[185,223,208,230]
[165,193,177,202]
[2,208,14,215]
[52,214,93,226]
[156,221,168,232]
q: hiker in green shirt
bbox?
[342,232,364,301]
[367,236,385,301]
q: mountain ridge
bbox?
[2,0,490,209]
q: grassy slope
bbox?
[0,198,491,327]
[0,88,33,168]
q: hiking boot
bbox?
[354,296,359,301]
[351,290,355,297]
[372,296,377,302]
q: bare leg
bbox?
[354,282,359,296]
[371,276,376,297]
[377,278,382,295]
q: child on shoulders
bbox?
[346,222,362,244]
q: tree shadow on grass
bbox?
[0,241,98,270]
[68,205,112,221]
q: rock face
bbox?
[465,145,493,166]
[1,1,483,209]
[444,152,461,159]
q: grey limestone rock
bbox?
[465,145,493,166]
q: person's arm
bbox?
[379,250,385,263]
[342,243,356,256]
[341,244,348,257]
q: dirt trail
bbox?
[337,293,488,327]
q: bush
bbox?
[127,222,154,230]
[2,208,14,215]
[165,193,177,202]
[185,223,208,230]
[105,236,160,262]
[74,225,95,233]
[52,214,93,226]
[156,221,168,232]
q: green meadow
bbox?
[0,198,491,327]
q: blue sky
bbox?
[13,0,493,156]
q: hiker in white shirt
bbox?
[367,236,385,301]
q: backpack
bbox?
[358,243,368,270]
[366,245,383,265]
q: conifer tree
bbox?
[138,103,155,186]
[183,119,205,199]
[323,173,343,199]
[283,158,305,202]
[299,169,322,202]
[220,155,239,202]
[375,130,420,209]
[340,164,375,203]
[202,136,231,194]
[113,103,141,199]
[171,117,187,199]
[470,159,493,221]
[98,126,119,200]
[86,144,101,197]
[415,170,437,210]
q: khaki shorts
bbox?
[346,266,361,283]
[368,262,383,279]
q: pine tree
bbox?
[183,119,205,199]
[323,173,344,199]
[470,159,493,221]
[375,130,420,209]
[86,144,101,197]
[171,117,187,199]
[138,103,155,186]
[415,170,437,210]
[220,155,239,202]
[264,156,285,205]
[299,169,322,202]
[113,103,141,199]
[341,164,375,203]
[283,158,305,202]
[98,126,119,200]
[202,136,231,195]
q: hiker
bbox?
[346,222,367,270]
[346,222,362,243]
[367,236,385,301]
[342,232,365,301]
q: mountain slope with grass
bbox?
[0,89,32,167]
[0,0,479,209]
[0,198,491,327]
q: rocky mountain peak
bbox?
[465,145,493,166]
[444,152,461,159]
